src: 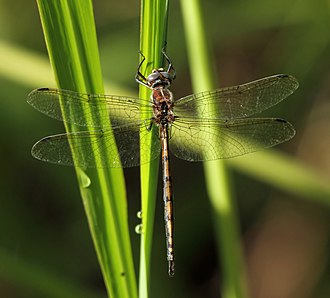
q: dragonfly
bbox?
[27,49,299,276]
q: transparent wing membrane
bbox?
[27,88,152,128]
[31,123,161,168]
[174,74,299,120]
[170,117,295,161]
[27,74,298,168]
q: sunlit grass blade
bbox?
[138,0,169,295]
[0,38,135,96]
[36,1,137,297]
[180,0,248,297]
[229,150,330,204]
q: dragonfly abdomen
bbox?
[160,124,175,276]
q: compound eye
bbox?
[147,72,160,82]
[161,72,173,81]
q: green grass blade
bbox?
[138,0,169,295]
[36,1,137,297]
[180,0,248,297]
[229,151,330,204]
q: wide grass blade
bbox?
[36,1,137,297]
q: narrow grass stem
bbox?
[180,0,249,297]
[138,0,169,296]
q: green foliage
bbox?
[0,0,330,297]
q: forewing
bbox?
[170,117,295,161]
[174,74,298,120]
[31,123,161,168]
[27,88,152,127]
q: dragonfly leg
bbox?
[144,119,153,132]
[135,51,149,88]
[162,48,176,80]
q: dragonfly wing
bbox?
[170,117,295,161]
[31,123,161,168]
[27,88,152,128]
[174,74,298,120]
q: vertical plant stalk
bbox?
[180,0,249,297]
[138,0,169,296]
[36,1,137,297]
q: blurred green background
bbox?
[0,0,329,297]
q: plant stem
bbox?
[138,0,169,296]
[180,0,249,297]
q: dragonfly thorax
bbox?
[147,68,174,89]
[152,88,175,126]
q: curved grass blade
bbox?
[35,1,137,297]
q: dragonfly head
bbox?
[147,68,174,88]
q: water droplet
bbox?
[136,211,142,219]
[77,168,91,188]
[135,224,143,234]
